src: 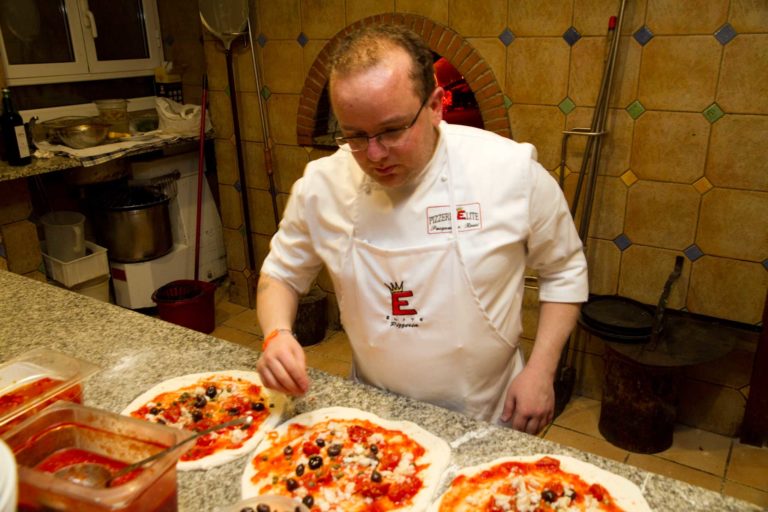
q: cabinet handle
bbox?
[79,0,99,38]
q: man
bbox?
[256,24,588,434]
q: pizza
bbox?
[122,370,286,470]
[428,454,651,512]
[241,407,451,511]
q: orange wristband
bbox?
[262,328,294,351]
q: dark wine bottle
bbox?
[1,88,31,166]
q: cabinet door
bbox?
[79,0,162,74]
[0,0,90,81]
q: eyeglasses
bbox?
[334,95,430,153]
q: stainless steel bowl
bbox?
[42,117,110,149]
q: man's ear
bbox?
[429,87,445,124]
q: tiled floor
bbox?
[210,301,768,508]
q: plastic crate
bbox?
[42,241,108,288]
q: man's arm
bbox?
[255,273,310,395]
[500,301,580,434]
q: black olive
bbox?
[294,508,302,512]
[191,410,203,422]
[156,418,166,425]
[283,445,294,456]
[193,395,207,408]
[228,407,240,415]
[542,489,557,502]
[252,402,265,411]
[149,406,161,415]
[369,444,378,454]
[371,470,382,482]
[315,438,325,447]
[256,505,270,512]
[296,463,305,476]
[286,478,299,491]
[308,455,323,470]
[327,444,342,457]
[302,495,314,508]
[206,385,218,398]
[240,508,255,512]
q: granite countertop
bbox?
[0,270,760,512]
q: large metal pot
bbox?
[96,188,173,263]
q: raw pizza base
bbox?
[242,406,451,511]
[122,370,287,471]
[428,454,651,512]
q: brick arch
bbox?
[296,13,510,146]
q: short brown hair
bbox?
[329,24,435,102]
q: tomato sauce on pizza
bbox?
[436,456,624,512]
[128,375,274,462]
[248,418,430,511]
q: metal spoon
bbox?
[54,415,253,488]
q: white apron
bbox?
[335,144,524,423]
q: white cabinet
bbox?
[0,0,162,86]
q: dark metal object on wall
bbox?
[740,291,768,447]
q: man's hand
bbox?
[256,331,310,396]
[500,365,555,435]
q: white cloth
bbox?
[262,122,588,420]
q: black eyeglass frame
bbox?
[333,93,432,152]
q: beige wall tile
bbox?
[520,286,539,340]
[248,188,279,235]
[697,188,768,262]
[631,111,709,183]
[347,0,394,24]
[685,347,756,389]
[706,115,768,191]
[227,269,254,307]
[544,426,629,462]
[301,0,346,39]
[569,37,604,107]
[625,454,723,491]
[507,0,572,37]
[232,46,257,93]
[257,0,301,39]
[239,92,265,142]
[0,180,31,225]
[243,141,269,190]
[396,0,449,24]
[717,35,768,115]
[574,0,648,36]
[449,0,507,37]
[687,256,766,324]
[618,245,689,308]
[677,379,746,436]
[467,38,506,91]
[587,176,626,240]
[303,40,327,79]
[507,37,570,105]
[599,108,634,177]
[646,0,728,34]
[729,0,768,33]
[508,104,565,170]
[586,238,621,295]
[638,36,721,111]
[214,138,239,185]
[610,36,642,108]
[254,233,274,270]
[625,181,699,250]
[572,329,606,357]
[218,184,244,229]
[571,350,605,399]
[267,94,301,145]
[203,40,228,91]
[727,442,768,491]
[208,90,233,139]
[563,107,593,175]
[261,41,304,94]
[223,227,246,271]
[273,144,310,193]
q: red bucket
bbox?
[151,280,216,333]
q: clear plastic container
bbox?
[95,99,129,133]
[3,402,186,512]
[215,495,309,512]
[0,349,99,436]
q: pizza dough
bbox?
[428,454,651,512]
[242,407,451,511]
[122,370,287,471]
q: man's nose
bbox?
[365,137,389,161]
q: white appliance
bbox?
[110,152,227,309]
